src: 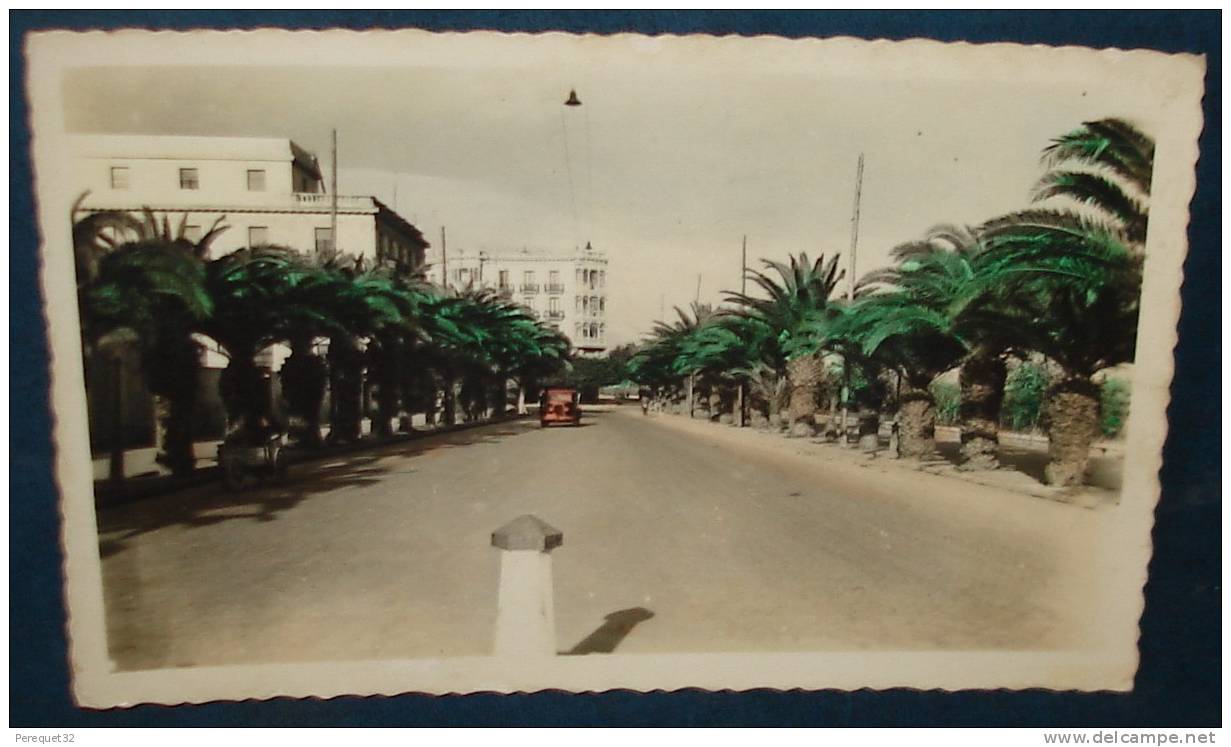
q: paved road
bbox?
[98,407,1101,670]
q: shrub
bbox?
[930,380,961,426]
[1002,361,1049,432]
[1099,377,1131,438]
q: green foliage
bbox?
[1001,361,1050,431]
[75,205,570,436]
[725,252,844,366]
[559,346,636,399]
[1099,377,1131,438]
[929,380,961,426]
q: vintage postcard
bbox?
[24,28,1205,707]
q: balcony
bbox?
[496,285,514,298]
[545,283,565,294]
[546,310,566,320]
[520,283,540,294]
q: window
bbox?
[499,270,510,288]
[109,166,129,189]
[548,297,560,313]
[549,270,560,284]
[179,168,199,190]
[247,169,266,191]
[523,271,536,284]
[248,226,269,246]
[183,225,202,243]
[314,227,333,253]
[599,297,605,312]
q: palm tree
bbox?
[678,313,780,423]
[75,202,226,475]
[882,224,1028,469]
[1033,118,1152,244]
[817,280,967,459]
[200,247,305,436]
[653,302,714,415]
[979,118,1152,486]
[725,253,844,435]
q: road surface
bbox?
[97,406,1107,671]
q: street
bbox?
[98,406,1106,671]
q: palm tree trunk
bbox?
[897,385,937,458]
[326,338,363,443]
[1043,376,1101,487]
[489,376,507,417]
[958,352,1007,471]
[150,336,200,476]
[441,369,457,426]
[786,354,822,436]
[371,335,401,438]
[219,349,267,434]
[108,355,125,481]
[280,337,326,448]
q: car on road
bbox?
[540,387,582,427]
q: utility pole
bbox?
[736,235,747,428]
[329,128,338,258]
[839,153,865,444]
[687,274,702,419]
[440,226,448,290]
[848,153,863,300]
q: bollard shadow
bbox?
[563,607,655,655]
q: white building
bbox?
[71,134,432,455]
[70,134,428,274]
[425,242,609,356]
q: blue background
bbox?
[10,10,1221,727]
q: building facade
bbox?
[72,134,431,466]
[425,242,609,356]
[70,134,428,274]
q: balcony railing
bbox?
[496,285,514,298]
[292,193,374,210]
[546,310,566,320]
[520,283,540,294]
[545,283,565,294]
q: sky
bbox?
[60,33,1159,346]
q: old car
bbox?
[539,387,582,427]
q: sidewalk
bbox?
[653,412,1120,508]
[92,411,531,507]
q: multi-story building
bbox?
[425,242,609,356]
[71,134,431,467]
[70,134,428,274]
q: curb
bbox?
[93,412,531,508]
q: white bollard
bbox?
[491,514,563,658]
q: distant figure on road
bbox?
[639,387,651,415]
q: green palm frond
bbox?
[1040,118,1155,195]
[1031,170,1148,243]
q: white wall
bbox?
[428,248,609,353]
[75,155,298,210]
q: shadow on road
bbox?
[96,421,537,558]
[563,607,655,655]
